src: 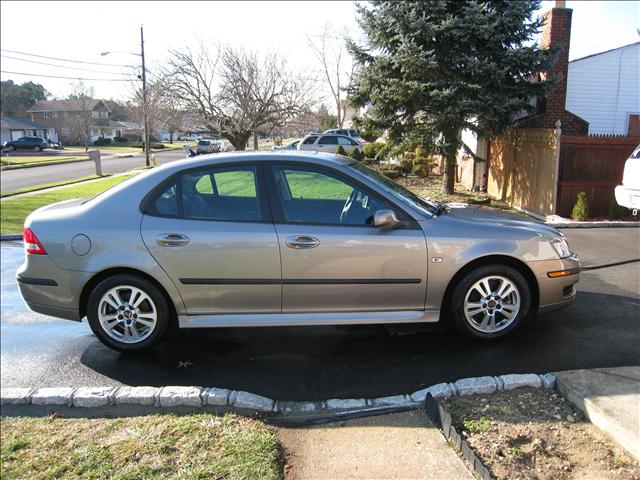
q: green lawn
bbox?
[1,413,280,480]
[1,175,108,198]
[1,156,85,167]
[1,175,134,234]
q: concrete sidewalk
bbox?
[555,366,640,461]
[277,409,472,480]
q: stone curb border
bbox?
[423,373,555,480]
[0,373,556,423]
[551,221,639,228]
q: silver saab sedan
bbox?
[18,152,580,352]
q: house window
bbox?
[43,112,51,118]
[61,128,70,135]
[91,111,99,118]
[101,111,108,119]
[51,112,58,118]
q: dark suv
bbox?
[4,136,50,151]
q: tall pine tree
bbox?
[348,1,555,193]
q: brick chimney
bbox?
[517,1,589,135]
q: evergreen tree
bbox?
[348,0,555,193]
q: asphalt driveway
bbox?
[1,228,638,401]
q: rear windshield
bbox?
[198,140,210,145]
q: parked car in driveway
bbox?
[298,134,362,155]
[272,140,300,151]
[4,136,50,151]
[323,128,366,145]
[18,151,580,352]
[196,139,219,154]
[614,145,640,213]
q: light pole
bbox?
[101,24,150,166]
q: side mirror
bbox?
[373,209,400,228]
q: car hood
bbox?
[443,204,562,237]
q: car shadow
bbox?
[79,287,640,401]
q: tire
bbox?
[449,265,531,340]
[10,145,16,151]
[86,274,172,352]
[36,146,43,152]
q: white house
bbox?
[1,116,58,144]
[566,41,640,136]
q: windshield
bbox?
[346,162,444,216]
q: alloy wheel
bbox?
[463,275,520,333]
[97,285,157,344]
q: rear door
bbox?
[317,135,339,153]
[141,163,282,315]
[267,163,428,313]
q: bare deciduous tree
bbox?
[165,42,315,150]
[67,81,95,150]
[308,25,354,129]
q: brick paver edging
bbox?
[1,373,556,424]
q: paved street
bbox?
[1,228,639,401]
[0,149,188,193]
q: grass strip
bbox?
[1,174,134,235]
[1,175,110,198]
[1,413,281,480]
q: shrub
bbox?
[410,146,437,177]
[349,148,364,162]
[93,137,112,146]
[113,136,128,143]
[335,145,348,156]
[363,142,386,161]
[571,192,589,221]
[608,199,629,219]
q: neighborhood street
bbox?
[0,148,187,193]
[2,228,638,401]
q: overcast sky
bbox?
[1,0,638,108]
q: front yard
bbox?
[1,413,281,480]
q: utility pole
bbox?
[141,25,150,167]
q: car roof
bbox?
[156,150,354,175]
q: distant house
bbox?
[566,42,640,136]
[27,99,127,145]
[1,116,58,144]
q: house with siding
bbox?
[27,99,126,145]
[565,42,640,136]
[1,116,57,144]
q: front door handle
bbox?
[286,235,320,249]
[157,233,190,247]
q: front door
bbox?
[267,163,428,313]
[141,163,281,315]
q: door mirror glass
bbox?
[374,209,400,228]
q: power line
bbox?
[0,70,133,82]
[1,54,133,76]
[0,48,131,68]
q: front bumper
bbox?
[614,185,640,210]
[527,254,580,314]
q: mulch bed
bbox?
[441,387,640,480]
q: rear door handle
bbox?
[286,235,320,249]
[157,233,190,247]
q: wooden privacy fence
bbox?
[556,135,639,217]
[487,128,559,218]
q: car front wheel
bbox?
[450,265,530,340]
[86,274,171,352]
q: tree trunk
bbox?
[253,131,258,151]
[226,131,251,151]
[442,129,459,195]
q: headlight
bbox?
[551,238,571,258]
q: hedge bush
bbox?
[571,192,589,221]
[349,148,364,162]
[608,199,629,219]
[335,145,348,156]
[363,142,386,161]
[93,137,112,146]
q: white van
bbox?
[614,145,640,213]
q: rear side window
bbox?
[302,136,317,145]
[319,136,338,145]
[147,165,261,221]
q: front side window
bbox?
[271,165,385,226]
[302,136,317,145]
[149,165,261,221]
[337,136,356,146]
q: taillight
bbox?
[23,227,47,255]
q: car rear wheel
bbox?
[10,145,16,151]
[87,274,171,352]
[450,265,530,340]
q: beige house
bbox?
[27,99,126,145]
